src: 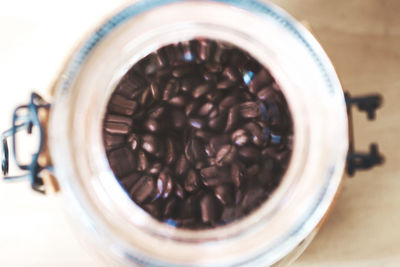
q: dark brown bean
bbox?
[144,119,160,132]
[231,162,244,188]
[104,122,130,135]
[214,185,234,206]
[119,172,141,191]
[205,62,223,73]
[108,147,136,177]
[143,203,161,218]
[172,64,196,78]
[198,102,215,116]
[216,145,237,166]
[105,114,133,127]
[129,176,155,204]
[163,79,180,100]
[224,107,239,132]
[238,146,260,161]
[208,114,226,131]
[239,102,261,118]
[150,83,160,100]
[200,194,218,223]
[168,95,187,107]
[165,138,176,164]
[176,154,189,176]
[192,83,212,98]
[247,164,261,178]
[116,71,147,99]
[163,197,178,218]
[184,169,200,193]
[142,135,158,155]
[209,135,230,155]
[156,172,174,199]
[174,183,186,199]
[185,100,200,117]
[244,122,264,146]
[242,186,266,210]
[148,163,163,175]
[148,105,166,119]
[217,80,235,90]
[219,95,237,113]
[137,150,149,172]
[128,133,140,150]
[188,118,206,129]
[170,109,186,129]
[222,66,241,82]
[248,69,273,94]
[231,129,249,146]
[104,133,125,150]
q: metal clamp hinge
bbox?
[345,92,384,176]
[1,92,58,193]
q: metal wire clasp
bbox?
[1,92,57,193]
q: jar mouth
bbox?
[49,0,348,266]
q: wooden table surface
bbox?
[0,0,399,266]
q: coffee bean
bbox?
[200,166,219,179]
[244,122,264,146]
[119,172,141,191]
[231,129,249,146]
[176,154,189,176]
[224,107,239,132]
[148,105,166,119]
[184,169,200,193]
[116,70,147,99]
[108,147,136,177]
[222,66,241,82]
[142,134,158,155]
[155,49,168,67]
[156,171,174,199]
[104,133,125,150]
[168,95,187,107]
[239,101,261,119]
[219,95,237,113]
[149,162,162,175]
[130,176,155,204]
[174,183,186,199]
[137,150,149,172]
[163,197,178,218]
[197,40,215,62]
[203,72,216,82]
[188,118,206,129]
[105,114,133,127]
[209,135,230,155]
[214,185,234,206]
[205,90,224,103]
[144,119,160,132]
[172,64,196,78]
[165,138,177,164]
[185,100,200,117]
[194,130,213,140]
[163,79,180,100]
[205,62,223,73]
[213,46,229,64]
[170,109,186,129]
[217,80,235,90]
[128,133,140,150]
[247,164,261,178]
[192,83,212,98]
[208,113,226,131]
[242,186,266,210]
[198,102,215,116]
[248,69,273,94]
[221,206,241,223]
[104,122,130,135]
[181,74,202,92]
[200,194,218,223]
[238,146,260,161]
[231,162,244,188]
[257,158,276,187]
[109,95,138,116]
[216,145,237,166]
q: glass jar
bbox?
[5,0,352,266]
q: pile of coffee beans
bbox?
[103,38,293,229]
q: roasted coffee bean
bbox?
[168,95,187,107]
[184,169,200,193]
[188,118,206,129]
[170,109,186,129]
[200,194,218,223]
[137,150,149,172]
[165,138,177,164]
[141,134,158,155]
[224,107,239,132]
[149,162,163,175]
[144,119,160,132]
[130,176,155,204]
[216,145,237,166]
[104,133,125,150]
[231,162,244,188]
[239,101,261,119]
[222,66,241,82]
[244,122,264,146]
[104,38,293,229]
[176,154,189,176]
[248,69,273,94]
[231,129,249,146]
[108,147,136,177]
[174,183,186,199]
[119,172,142,191]
[163,197,178,218]
[128,133,140,151]
[192,83,212,98]
[104,122,130,135]
[156,171,174,199]
[198,102,215,116]
[238,146,261,161]
[163,79,180,100]
[214,185,234,206]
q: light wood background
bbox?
[0,0,399,266]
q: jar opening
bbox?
[102,38,294,230]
